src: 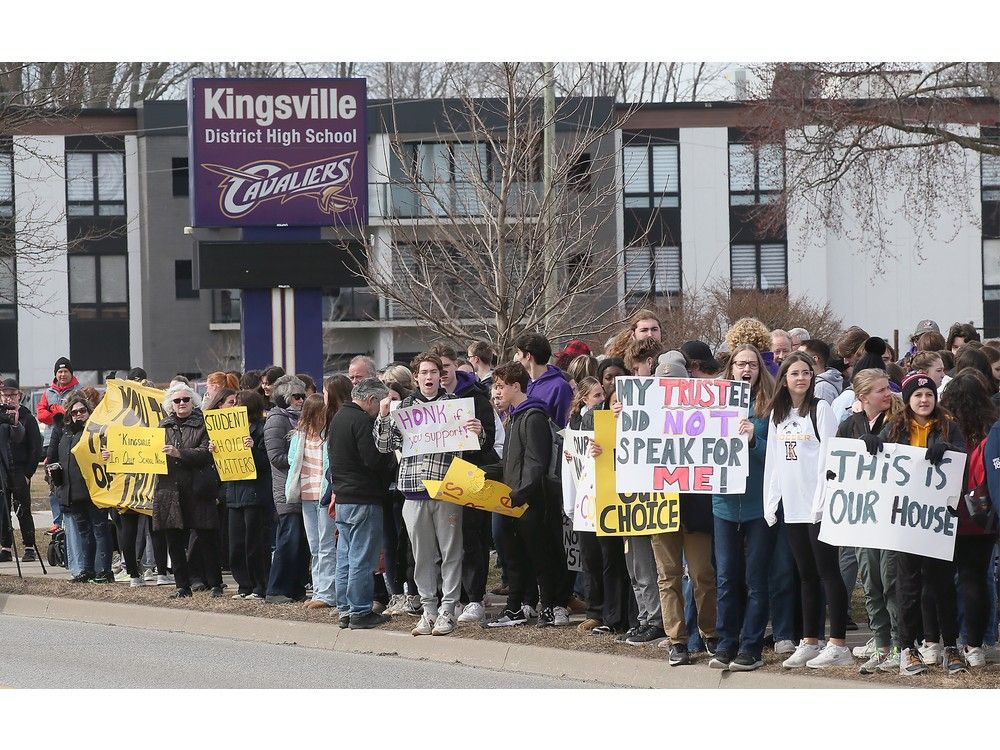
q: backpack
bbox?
[46,529,67,568]
[964,440,997,533]
[516,407,564,499]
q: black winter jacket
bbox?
[10,406,42,477]
[328,402,393,505]
[55,420,91,511]
[484,399,551,507]
[153,410,217,531]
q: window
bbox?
[623,144,679,209]
[731,243,787,290]
[66,152,125,216]
[172,157,189,197]
[568,152,592,192]
[624,245,681,298]
[175,260,198,299]
[0,151,11,219]
[212,289,241,324]
[67,253,128,318]
[729,142,784,205]
[983,152,1000,203]
[0,252,15,319]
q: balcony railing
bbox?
[368,181,543,219]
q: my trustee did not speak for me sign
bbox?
[614,377,751,495]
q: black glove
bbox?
[861,434,884,456]
[826,470,837,481]
[925,442,950,466]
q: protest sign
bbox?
[614,376,750,495]
[71,379,167,514]
[392,397,478,457]
[817,437,967,561]
[204,407,257,481]
[563,515,583,572]
[106,426,167,475]
[423,457,527,518]
[564,428,597,532]
[593,410,680,537]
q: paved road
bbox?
[0,615,600,689]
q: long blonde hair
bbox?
[570,376,602,422]
[852,368,903,421]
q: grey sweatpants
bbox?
[624,535,662,627]
[858,546,899,650]
[403,499,463,618]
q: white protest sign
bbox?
[614,377,751,495]
[817,437,967,562]
[564,428,597,532]
[563,514,583,572]
[391,397,477,458]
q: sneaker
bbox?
[190,580,208,592]
[458,601,486,623]
[708,651,733,670]
[111,551,123,574]
[668,644,690,666]
[129,577,144,588]
[705,637,720,657]
[404,595,423,617]
[522,604,538,619]
[210,586,223,598]
[552,606,570,626]
[372,600,387,615]
[143,569,157,582]
[384,593,407,616]
[21,548,37,563]
[806,643,854,669]
[338,615,350,629]
[853,637,877,659]
[114,569,131,583]
[170,588,193,599]
[964,645,986,668]
[774,639,797,655]
[615,626,641,644]
[72,571,95,583]
[919,640,942,666]
[244,593,263,600]
[729,653,764,672]
[485,608,528,628]
[156,574,175,586]
[411,612,435,636]
[943,646,968,675]
[782,641,822,669]
[627,624,666,645]
[432,611,456,636]
[859,649,888,674]
[266,595,295,604]
[92,571,114,584]
[350,611,391,630]
[877,648,901,673]
[899,648,927,676]
[232,592,247,599]
[536,607,556,628]
[592,625,614,636]
[0,549,12,563]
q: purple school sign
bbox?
[188,78,367,227]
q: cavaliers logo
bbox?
[203,152,359,219]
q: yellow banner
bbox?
[71,379,167,515]
[204,407,257,482]
[106,426,167,475]
[593,410,680,536]
[424,457,527,518]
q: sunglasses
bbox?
[291,393,306,400]
[70,408,89,416]
[172,397,191,405]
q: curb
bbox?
[0,593,880,689]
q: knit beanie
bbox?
[655,351,689,378]
[853,337,888,374]
[54,357,73,375]
[901,372,937,406]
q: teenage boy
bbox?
[467,341,496,389]
[799,339,843,404]
[374,352,484,637]
[513,333,573,427]
[484,363,570,628]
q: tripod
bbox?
[0,470,48,579]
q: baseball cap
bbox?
[911,319,940,338]
[679,340,722,373]
[555,339,591,360]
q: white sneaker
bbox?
[431,611,456,636]
[965,645,986,668]
[156,574,175,586]
[384,594,407,616]
[129,577,144,588]
[114,569,132,583]
[457,601,485,623]
[852,636,877,659]
[522,604,538,619]
[774,639,797,655]
[142,568,157,582]
[918,640,942,665]
[782,641,821,668]
[411,613,435,636]
[552,606,570,626]
[806,643,854,669]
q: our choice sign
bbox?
[817,437,967,561]
[614,377,751,495]
[188,78,368,227]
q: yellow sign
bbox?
[106,426,167,475]
[594,410,680,536]
[71,379,167,515]
[424,457,527,518]
[204,407,257,482]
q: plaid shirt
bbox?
[373,389,484,494]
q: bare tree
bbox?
[558,62,730,102]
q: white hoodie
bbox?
[763,398,838,525]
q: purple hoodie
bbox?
[526,364,573,426]
[510,395,549,420]
[453,370,481,397]
[761,350,779,377]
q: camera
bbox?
[0,404,15,425]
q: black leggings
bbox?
[115,511,142,578]
[955,535,996,648]
[786,522,849,640]
[897,551,958,648]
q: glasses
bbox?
[291,393,306,400]
[172,397,191,405]
[70,408,89,416]
[731,361,759,369]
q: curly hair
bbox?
[939,369,997,447]
[724,317,772,354]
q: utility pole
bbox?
[542,62,557,334]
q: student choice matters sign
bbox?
[188,78,367,228]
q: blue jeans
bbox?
[266,513,310,599]
[66,504,112,575]
[715,516,776,659]
[301,500,337,605]
[48,490,62,528]
[335,503,384,617]
[62,509,84,577]
[768,511,799,642]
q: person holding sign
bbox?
[763,352,849,669]
[374,352,484,637]
[876,371,967,675]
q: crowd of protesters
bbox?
[6,313,1000,677]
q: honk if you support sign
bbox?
[391,397,478,458]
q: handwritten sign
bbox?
[106,426,167,475]
[614,376,750,495]
[563,515,583,572]
[563,428,597,532]
[71,379,167,515]
[204,407,256,482]
[594,410,680,536]
[817,437,967,561]
[423,457,527,518]
[392,397,477,457]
